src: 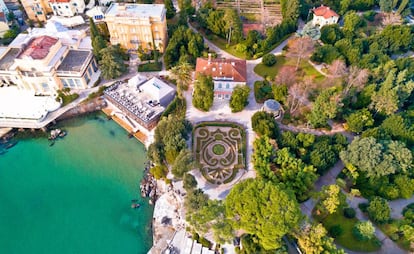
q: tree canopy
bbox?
[230,85,250,112]
[251,111,280,139]
[99,45,127,79]
[192,74,214,111]
[225,179,302,250]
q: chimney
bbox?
[208,53,212,64]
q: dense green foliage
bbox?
[192,74,214,111]
[367,197,391,223]
[262,54,277,66]
[183,173,197,190]
[352,221,375,241]
[164,26,204,68]
[99,45,128,79]
[171,149,194,178]
[165,0,176,19]
[196,5,243,44]
[316,184,346,216]
[147,114,191,168]
[340,137,413,180]
[229,85,250,112]
[225,179,302,250]
[278,131,347,174]
[295,223,345,254]
[254,80,274,103]
[251,111,280,139]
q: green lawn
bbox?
[254,56,326,84]
[314,209,381,252]
[253,56,287,79]
[138,62,162,72]
[377,221,412,251]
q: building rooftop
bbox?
[195,57,247,83]
[264,99,281,111]
[105,3,165,19]
[139,77,175,102]
[57,50,91,72]
[313,5,339,19]
[0,47,19,70]
[17,36,58,60]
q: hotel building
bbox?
[21,0,52,21]
[104,3,167,52]
[0,22,99,95]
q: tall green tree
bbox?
[171,149,194,178]
[230,85,250,112]
[169,61,193,98]
[253,135,275,181]
[345,109,374,133]
[353,221,375,241]
[379,0,392,12]
[165,0,176,19]
[223,8,242,44]
[99,46,127,79]
[317,184,346,216]
[251,111,280,139]
[192,74,214,111]
[295,223,345,254]
[281,0,300,23]
[340,137,413,180]
[308,88,340,128]
[367,196,391,223]
[225,179,302,250]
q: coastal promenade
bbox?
[0,85,103,129]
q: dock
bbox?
[0,127,12,138]
[102,107,148,146]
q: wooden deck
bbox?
[101,107,148,145]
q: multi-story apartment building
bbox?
[21,0,52,21]
[104,3,167,52]
[0,23,99,95]
[49,0,85,17]
[195,55,247,100]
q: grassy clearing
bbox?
[253,56,287,79]
[138,61,162,72]
[314,209,381,252]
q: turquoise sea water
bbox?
[0,113,153,254]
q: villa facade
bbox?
[195,56,247,100]
[104,3,167,52]
[312,5,339,27]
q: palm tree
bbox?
[169,61,193,98]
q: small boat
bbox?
[58,131,66,138]
[131,203,140,209]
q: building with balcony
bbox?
[0,24,99,95]
[104,3,167,52]
[21,0,52,21]
[195,56,247,100]
[49,0,85,17]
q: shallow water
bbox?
[0,113,153,254]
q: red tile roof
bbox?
[195,57,247,83]
[313,5,339,19]
[18,36,59,60]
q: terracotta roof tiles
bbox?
[195,57,247,83]
[18,36,58,60]
[313,5,339,19]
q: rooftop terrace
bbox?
[105,3,165,19]
[57,50,91,72]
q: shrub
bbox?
[262,54,277,66]
[329,224,343,238]
[344,207,356,219]
[367,197,391,223]
[358,202,369,213]
[254,80,273,103]
[199,236,212,248]
[352,221,375,241]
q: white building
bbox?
[312,5,339,27]
[195,56,247,100]
[0,0,8,14]
[86,6,106,23]
[49,0,85,17]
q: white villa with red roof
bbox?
[195,55,247,100]
[312,5,339,27]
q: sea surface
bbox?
[0,113,153,254]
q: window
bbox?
[218,83,222,89]
[225,94,230,99]
[87,65,93,77]
[84,73,90,84]
[218,94,222,99]
[75,79,82,88]
[68,79,75,88]
[91,59,98,72]
[73,2,77,6]
[62,79,69,88]
[226,83,230,89]
[41,83,50,91]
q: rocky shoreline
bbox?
[140,162,158,205]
